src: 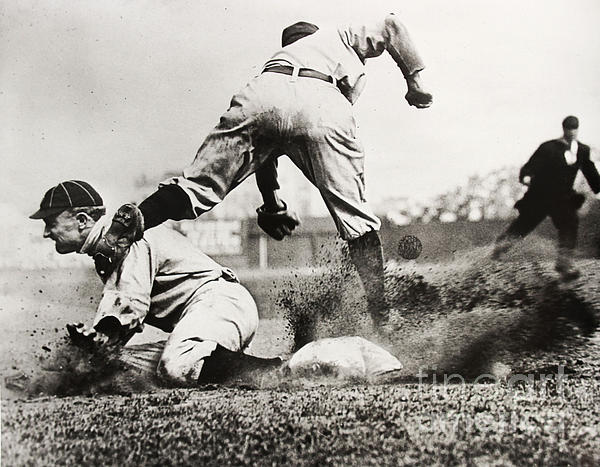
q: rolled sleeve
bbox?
[382,13,425,77]
[342,13,425,77]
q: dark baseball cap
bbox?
[282,21,319,47]
[562,115,579,129]
[30,180,104,219]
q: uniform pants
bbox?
[162,71,381,240]
[156,277,259,385]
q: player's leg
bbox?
[285,84,386,327]
[492,200,547,259]
[142,76,291,228]
[550,202,580,280]
[347,231,387,326]
[94,82,276,279]
[156,277,280,386]
[316,192,386,327]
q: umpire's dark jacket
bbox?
[516,139,600,211]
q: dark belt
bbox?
[262,65,335,84]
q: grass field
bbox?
[3,378,600,465]
[2,239,600,465]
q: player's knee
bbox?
[156,340,218,386]
[156,356,203,386]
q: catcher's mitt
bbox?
[94,203,144,280]
[256,202,300,240]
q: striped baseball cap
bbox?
[30,180,104,219]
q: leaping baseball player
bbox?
[94,12,433,328]
[30,180,282,386]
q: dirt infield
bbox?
[2,236,600,464]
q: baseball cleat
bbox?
[93,203,144,280]
[5,373,30,393]
[555,265,581,282]
[369,306,391,329]
[555,255,581,282]
[490,241,511,261]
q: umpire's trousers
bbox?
[499,195,580,251]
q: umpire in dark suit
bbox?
[493,116,600,280]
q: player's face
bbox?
[563,127,578,143]
[42,210,85,254]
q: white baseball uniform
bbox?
[161,12,426,240]
[79,217,259,384]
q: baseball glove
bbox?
[93,203,144,281]
[256,202,300,240]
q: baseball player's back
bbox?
[267,14,424,104]
[92,11,433,331]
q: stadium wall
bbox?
[237,212,600,269]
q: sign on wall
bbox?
[173,219,242,255]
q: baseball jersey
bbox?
[79,217,237,334]
[265,13,425,104]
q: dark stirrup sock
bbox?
[138,184,194,230]
[347,231,387,324]
[199,344,283,384]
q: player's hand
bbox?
[404,73,433,109]
[66,322,110,349]
[256,202,300,240]
[405,89,433,108]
